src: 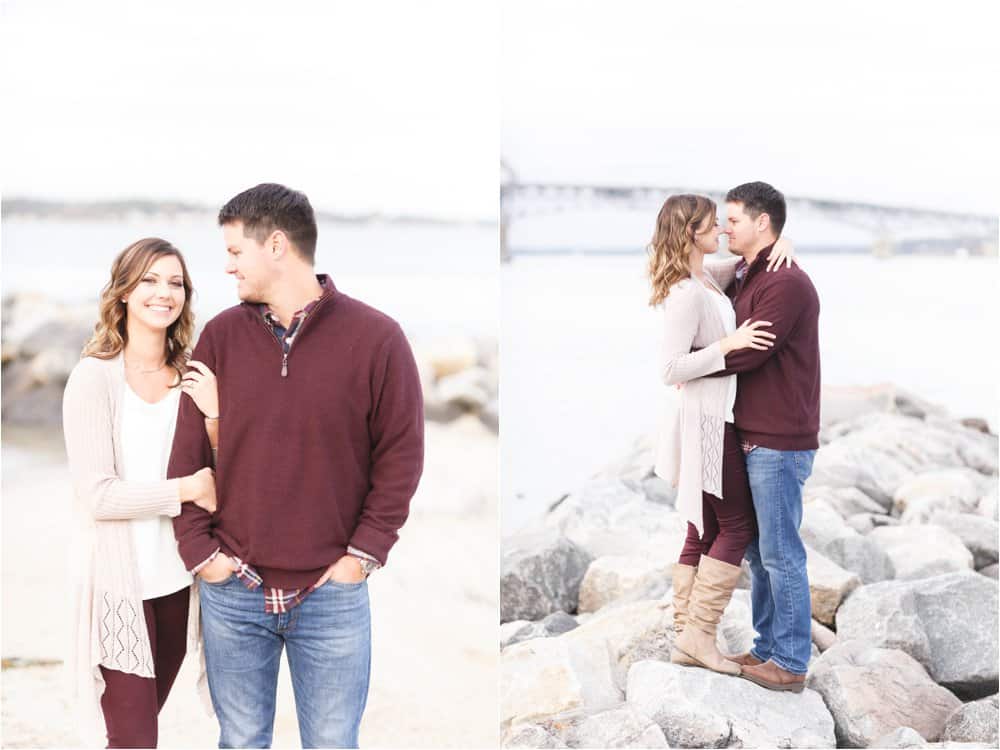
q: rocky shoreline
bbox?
[1,292,498,434]
[501,388,999,748]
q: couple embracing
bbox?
[650,182,821,692]
[62,183,424,748]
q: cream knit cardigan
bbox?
[653,258,740,536]
[62,353,212,747]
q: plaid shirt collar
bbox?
[735,245,776,293]
[257,274,335,344]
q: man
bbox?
[710,181,821,692]
[169,183,424,747]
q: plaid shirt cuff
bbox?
[347,545,382,570]
[191,547,221,574]
[228,555,263,588]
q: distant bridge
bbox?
[499,163,999,262]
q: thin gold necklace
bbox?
[125,357,167,375]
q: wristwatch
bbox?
[351,555,379,578]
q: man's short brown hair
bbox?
[218,183,318,263]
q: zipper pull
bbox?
[281,353,288,378]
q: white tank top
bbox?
[708,289,738,423]
[120,384,193,599]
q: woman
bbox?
[648,194,793,675]
[63,237,224,748]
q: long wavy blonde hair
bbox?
[647,194,717,306]
[81,238,195,382]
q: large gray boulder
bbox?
[501,620,533,649]
[818,384,948,434]
[416,338,497,425]
[806,442,896,510]
[595,434,657,484]
[978,564,999,580]
[845,512,902,535]
[501,529,593,622]
[868,524,973,580]
[479,397,499,432]
[893,469,989,523]
[811,619,838,652]
[806,640,962,745]
[2,294,99,425]
[564,706,668,749]
[820,384,896,430]
[626,660,836,748]
[416,337,477,379]
[502,612,580,649]
[595,433,678,509]
[539,611,580,636]
[504,706,669,749]
[977,486,999,521]
[806,544,861,625]
[564,599,675,692]
[941,694,999,745]
[810,414,997,506]
[436,364,493,410]
[640,476,677,507]
[893,388,952,421]
[1,293,94,362]
[577,556,671,613]
[501,599,676,728]
[872,726,929,748]
[928,512,999,569]
[835,572,999,699]
[807,484,892,516]
[1,362,68,424]
[801,499,895,584]
[921,415,999,475]
[501,636,620,728]
[544,479,688,561]
[873,733,996,748]
[503,723,567,748]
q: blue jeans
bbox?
[199,576,371,748]
[742,447,815,675]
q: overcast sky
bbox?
[4,2,997,219]
[2,0,497,220]
[502,1,999,215]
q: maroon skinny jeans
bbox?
[99,585,189,749]
[678,423,757,566]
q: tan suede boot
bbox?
[669,563,699,666]
[673,555,742,675]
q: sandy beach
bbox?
[1,416,498,749]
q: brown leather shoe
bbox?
[740,660,806,693]
[729,652,764,667]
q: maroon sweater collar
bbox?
[244,273,338,317]
[736,242,777,287]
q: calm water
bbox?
[501,253,1000,534]
[2,218,498,341]
[4,217,998,536]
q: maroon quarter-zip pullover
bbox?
[168,277,424,589]
[716,246,821,450]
